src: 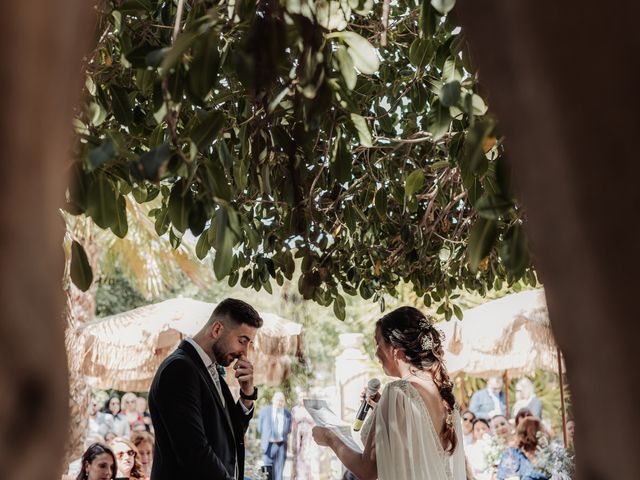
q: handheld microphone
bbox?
[353,378,381,431]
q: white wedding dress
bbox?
[360,379,466,480]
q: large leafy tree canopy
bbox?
[68,0,534,320]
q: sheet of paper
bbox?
[304,399,363,453]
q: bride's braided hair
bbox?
[376,306,458,454]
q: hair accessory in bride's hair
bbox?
[445,412,453,427]
[420,332,433,351]
[419,315,434,330]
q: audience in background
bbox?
[103,396,130,438]
[466,418,492,479]
[469,377,506,420]
[110,437,147,479]
[512,378,543,418]
[258,391,292,480]
[491,414,514,446]
[74,443,116,480]
[121,392,142,428]
[87,397,108,437]
[130,431,154,477]
[514,408,534,428]
[565,419,575,449]
[461,410,477,446]
[135,396,153,432]
[497,417,549,480]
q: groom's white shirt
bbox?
[184,337,252,414]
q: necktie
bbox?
[207,363,225,407]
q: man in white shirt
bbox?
[149,298,263,480]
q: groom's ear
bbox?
[210,320,225,339]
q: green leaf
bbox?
[110,195,128,238]
[188,29,220,101]
[375,188,388,217]
[213,210,234,280]
[405,169,425,198]
[335,46,357,90]
[138,143,171,181]
[475,194,512,220]
[168,180,193,233]
[118,0,151,13]
[409,38,433,68]
[160,30,198,72]
[149,124,165,148]
[431,0,455,15]
[499,224,530,276]
[350,113,373,147]
[420,0,438,37]
[217,141,233,171]
[125,42,157,69]
[467,217,497,272]
[89,138,117,170]
[109,86,132,126]
[85,174,118,229]
[334,31,380,75]
[70,240,93,292]
[190,110,225,150]
[426,101,451,140]
[154,207,170,236]
[195,229,210,260]
[188,201,207,236]
[333,294,346,320]
[439,80,461,108]
[463,119,495,175]
[331,136,352,183]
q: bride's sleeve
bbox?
[374,382,450,480]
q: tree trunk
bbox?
[455,2,640,478]
[0,1,93,479]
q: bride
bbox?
[312,306,466,480]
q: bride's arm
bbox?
[312,424,377,480]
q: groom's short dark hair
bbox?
[210,298,263,328]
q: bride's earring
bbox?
[393,350,398,360]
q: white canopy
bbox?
[439,289,563,378]
[76,297,303,391]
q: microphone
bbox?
[353,378,381,431]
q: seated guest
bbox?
[75,443,117,480]
[462,410,476,446]
[497,417,549,480]
[469,377,506,420]
[66,433,106,477]
[466,419,492,479]
[110,437,147,479]
[130,421,147,433]
[491,414,514,446]
[135,396,153,432]
[102,395,130,438]
[514,408,533,428]
[130,431,154,477]
[121,393,143,428]
[87,397,108,437]
[565,419,575,450]
[512,378,542,418]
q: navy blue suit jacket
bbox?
[149,340,252,480]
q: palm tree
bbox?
[62,196,211,463]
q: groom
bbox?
[149,298,263,479]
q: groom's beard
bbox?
[212,339,239,367]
